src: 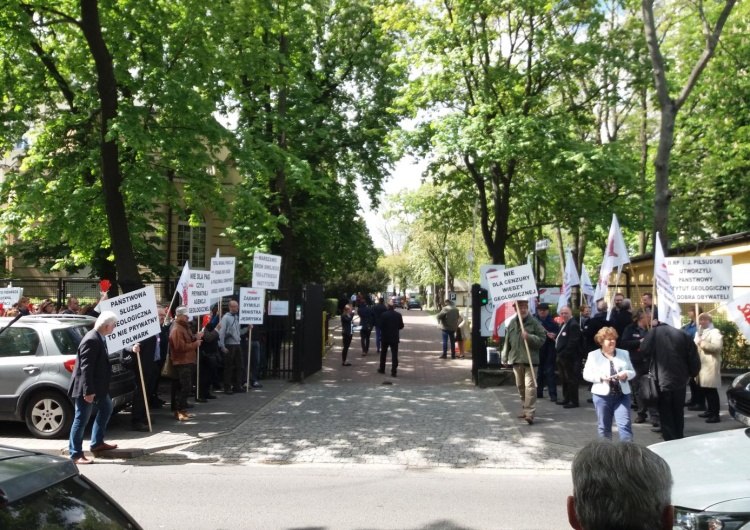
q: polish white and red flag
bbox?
[558,251,580,309]
[727,291,750,344]
[654,232,681,328]
[594,214,631,307]
[580,264,596,308]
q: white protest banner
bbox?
[654,233,681,328]
[727,292,750,344]
[252,252,282,290]
[558,252,580,309]
[0,288,23,309]
[187,270,212,316]
[268,300,289,316]
[210,255,236,299]
[239,287,265,325]
[580,264,595,308]
[664,256,733,303]
[485,264,538,306]
[99,286,161,351]
[480,264,505,337]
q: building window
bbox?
[177,218,207,269]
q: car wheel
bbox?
[24,390,74,439]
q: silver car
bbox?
[0,314,135,439]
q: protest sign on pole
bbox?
[239,287,265,325]
[479,264,505,337]
[252,253,282,290]
[0,288,23,308]
[210,254,236,301]
[485,264,538,306]
[727,292,750,344]
[99,286,161,351]
[654,232,682,328]
[664,256,733,303]
[187,270,212,316]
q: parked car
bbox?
[0,315,135,439]
[727,371,750,427]
[389,295,405,309]
[406,298,422,310]
[0,444,142,528]
[650,429,750,529]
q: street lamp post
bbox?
[444,245,449,303]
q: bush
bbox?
[324,298,338,318]
[713,318,750,370]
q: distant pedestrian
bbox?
[501,300,546,425]
[582,327,635,442]
[436,299,460,359]
[218,300,246,394]
[640,322,700,440]
[378,303,404,377]
[694,313,723,423]
[357,300,375,356]
[340,304,355,366]
[372,297,387,353]
[68,311,120,464]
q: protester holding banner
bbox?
[169,307,203,421]
[694,313,723,423]
[501,300,546,425]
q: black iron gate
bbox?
[261,284,323,382]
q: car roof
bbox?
[650,428,750,512]
[0,314,95,324]
[0,446,77,504]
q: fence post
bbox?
[57,278,65,308]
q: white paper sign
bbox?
[210,256,235,299]
[479,264,504,337]
[665,257,733,303]
[252,253,282,290]
[187,270,212,316]
[239,287,265,325]
[485,264,538,306]
[0,288,23,309]
[538,287,562,304]
[268,300,289,316]
[99,286,161,351]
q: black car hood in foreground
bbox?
[0,446,76,504]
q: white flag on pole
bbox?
[654,232,681,328]
[558,252,580,309]
[175,261,190,307]
[594,214,630,305]
[580,264,595,308]
[727,291,750,344]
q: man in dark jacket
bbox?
[534,303,559,402]
[620,309,658,426]
[372,297,387,353]
[640,322,701,440]
[555,306,582,408]
[610,293,632,337]
[378,303,404,377]
[68,311,119,464]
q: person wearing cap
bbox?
[169,306,203,421]
[501,300,546,424]
[534,303,559,402]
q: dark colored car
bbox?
[727,371,750,427]
[0,445,142,528]
[389,295,405,309]
[0,315,135,439]
[406,298,422,310]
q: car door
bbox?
[0,327,43,414]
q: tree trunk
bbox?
[80,0,143,294]
[653,103,677,242]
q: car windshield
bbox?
[0,474,137,529]
[51,324,94,355]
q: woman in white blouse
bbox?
[583,327,636,441]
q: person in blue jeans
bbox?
[68,311,120,464]
[436,300,460,359]
[582,326,636,442]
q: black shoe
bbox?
[697,411,711,418]
[556,401,570,406]
[705,416,720,424]
[586,398,594,403]
[206,394,217,399]
[196,398,208,403]
[148,402,164,409]
[131,423,150,432]
[651,427,662,433]
[651,420,660,427]
[634,416,646,424]
[684,401,695,408]
[563,403,579,409]
[376,369,385,374]
[451,355,456,359]
[439,355,447,359]
[687,404,706,411]
[391,373,397,377]
[549,397,558,402]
